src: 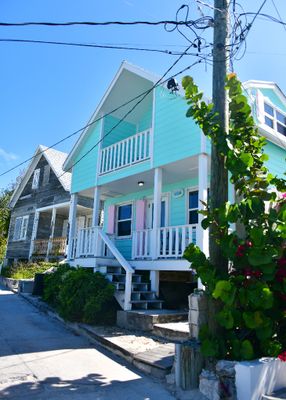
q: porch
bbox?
[30,202,91,261]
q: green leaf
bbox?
[241,340,254,360]
[240,152,254,168]
[212,280,236,305]
[216,308,234,329]
[201,338,219,357]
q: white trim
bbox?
[115,201,133,239]
[31,168,40,189]
[35,202,70,212]
[243,80,286,106]
[95,113,105,185]
[150,89,156,168]
[13,215,29,241]
[185,186,199,225]
[63,61,159,171]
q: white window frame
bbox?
[32,168,40,189]
[13,215,29,241]
[264,102,286,137]
[116,202,133,239]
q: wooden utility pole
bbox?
[210,0,230,274]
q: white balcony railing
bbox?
[133,229,152,259]
[99,129,151,174]
[133,224,197,259]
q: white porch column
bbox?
[29,210,40,259]
[46,207,57,259]
[67,193,78,260]
[151,168,162,260]
[150,270,160,296]
[92,186,101,258]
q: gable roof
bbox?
[9,145,71,208]
[63,61,159,171]
[243,80,286,105]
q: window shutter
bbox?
[135,200,146,231]
[13,217,22,240]
[20,216,29,240]
[43,165,50,186]
[107,205,115,234]
[32,168,40,189]
[256,89,265,124]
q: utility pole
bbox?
[210,0,230,274]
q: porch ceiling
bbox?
[81,155,209,198]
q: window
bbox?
[188,191,198,224]
[42,165,50,186]
[264,102,286,137]
[117,204,132,237]
[32,168,40,189]
[13,215,29,241]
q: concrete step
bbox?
[130,299,164,310]
[117,309,188,331]
[131,291,157,301]
[153,321,190,342]
[263,389,286,399]
[106,273,142,283]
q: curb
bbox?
[19,293,172,379]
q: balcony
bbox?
[99,129,151,175]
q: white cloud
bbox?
[0,147,18,161]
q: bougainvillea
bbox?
[182,74,286,361]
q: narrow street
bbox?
[0,286,175,399]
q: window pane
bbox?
[277,123,286,136]
[264,103,274,116]
[118,204,132,220]
[276,111,286,125]
[265,116,274,128]
[189,191,198,209]
[189,210,198,224]
[118,221,131,236]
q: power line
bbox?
[0,56,204,178]
[0,37,203,56]
[0,18,213,28]
[270,0,286,33]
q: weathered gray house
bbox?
[5,145,92,265]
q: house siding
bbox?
[71,121,101,193]
[6,156,70,261]
[153,86,201,168]
[264,141,286,178]
[102,115,136,148]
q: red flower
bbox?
[278,351,286,362]
[246,240,253,248]
[236,245,245,257]
[277,258,286,268]
[276,268,286,283]
[243,268,262,278]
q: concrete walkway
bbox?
[0,286,176,399]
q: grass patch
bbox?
[1,262,57,279]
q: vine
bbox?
[182,74,286,360]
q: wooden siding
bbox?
[6,155,70,261]
[102,115,136,148]
[71,121,101,193]
[153,87,201,168]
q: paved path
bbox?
[0,286,175,399]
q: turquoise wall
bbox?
[264,141,286,178]
[137,103,152,132]
[104,178,198,259]
[71,122,101,193]
[102,115,135,148]
[260,88,286,113]
[153,87,201,167]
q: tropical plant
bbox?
[182,73,286,360]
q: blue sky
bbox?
[0,0,286,189]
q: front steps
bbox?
[98,265,164,310]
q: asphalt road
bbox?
[0,286,175,400]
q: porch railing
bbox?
[99,129,151,174]
[133,224,197,259]
[32,237,67,257]
[158,224,197,258]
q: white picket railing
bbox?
[133,224,197,259]
[99,129,151,174]
[133,229,152,259]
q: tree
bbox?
[182,74,286,360]
[0,188,12,262]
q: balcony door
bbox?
[146,198,167,229]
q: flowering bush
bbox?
[182,74,286,361]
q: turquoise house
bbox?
[63,62,286,311]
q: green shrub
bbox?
[43,267,117,325]
[1,261,56,279]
